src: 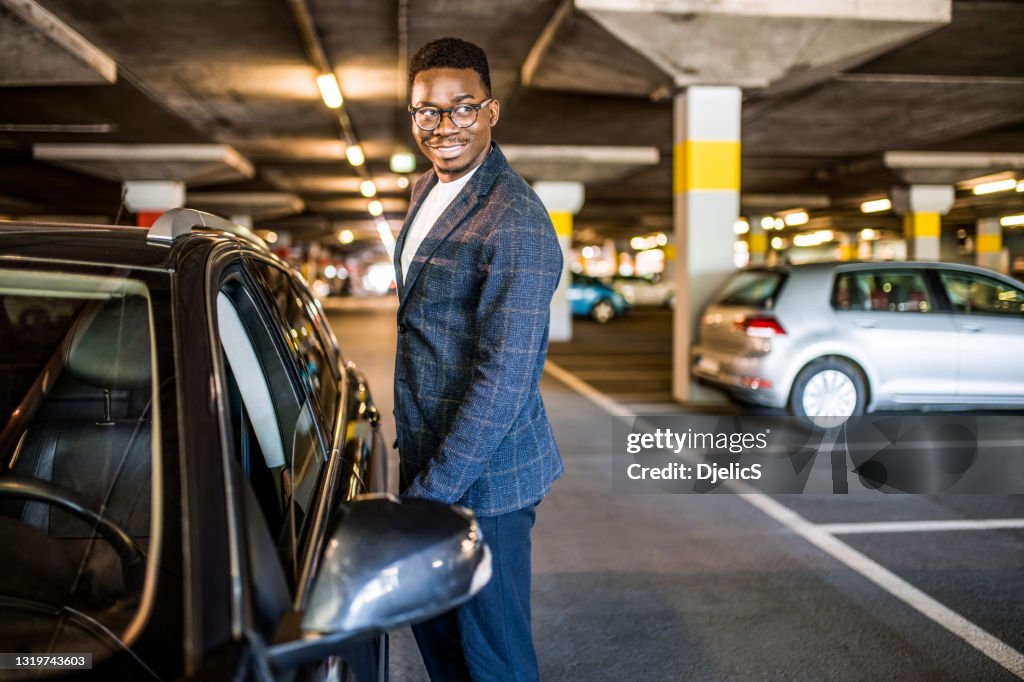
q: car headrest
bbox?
[66,296,152,390]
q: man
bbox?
[392,37,563,682]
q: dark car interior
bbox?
[0,292,154,642]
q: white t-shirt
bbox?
[400,165,479,280]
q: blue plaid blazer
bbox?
[392,143,564,516]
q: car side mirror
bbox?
[267,494,491,668]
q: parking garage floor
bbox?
[326,300,1024,681]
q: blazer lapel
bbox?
[394,173,438,298]
[399,189,480,313]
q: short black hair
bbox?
[408,37,491,96]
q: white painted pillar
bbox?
[673,86,741,403]
[534,181,584,342]
[891,185,954,261]
[975,217,1004,273]
[123,180,184,228]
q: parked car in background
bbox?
[612,274,675,308]
[569,274,632,323]
[0,210,490,681]
[692,261,1024,421]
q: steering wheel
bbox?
[0,478,146,592]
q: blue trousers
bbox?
[412,504,539,682]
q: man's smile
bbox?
[426,139,469,159]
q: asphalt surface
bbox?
[326,299,1024,681]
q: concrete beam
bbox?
[577,0,950,90]
[502,145,660,183]
[186,192,306,221]
[741,194,831,212]
[884,151,1024,184]
[33,144,255,185]
[0,0,117,85]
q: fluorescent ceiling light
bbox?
[760,216,775,230]
[316,73,343,109]
[733,219,749,235]
[346,144,365,167]
[860,198,891,213]
[783,211,809,227]
[338,229,354,244]
[360,180,377,198]
[390,151,416,174]
[859,228,879,241]
[1000,214,1024,227]
[396,176,410,190]
[972,178,1017,195]
[770,237,784,249]
[368,199,384,217]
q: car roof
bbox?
[759,260,1011,278]
[0,220,218,271]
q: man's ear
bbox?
[488,99,500,127]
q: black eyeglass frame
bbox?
[407,98,495,131]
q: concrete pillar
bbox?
[975,217,1003,273]
[891,185,954,261]
[836,232,856,261]
[747,215,769,265]
[673,86,741,403]
[123,180,185,228]
[534,181,584,342]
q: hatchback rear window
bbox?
[715,270,785,307]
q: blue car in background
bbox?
[569,274,632,323]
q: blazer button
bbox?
[398,323,407,333]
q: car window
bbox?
[938,270,1024,316]
[216,277,327,582]
[0,269,159,659]
[245,260,340,433]
[716,270,785,307]
[833,270,931,313]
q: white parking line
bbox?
[820,519,1024,534]
[544,360,1024,678]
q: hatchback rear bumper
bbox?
[691,345,788,408]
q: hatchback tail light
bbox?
[734,316,786,337]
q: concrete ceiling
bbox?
[0,0,1023,245]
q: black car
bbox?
[0,210,490,681]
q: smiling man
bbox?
[392,37,564,682]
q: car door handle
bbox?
[853,320,879,329]
[960,323,984,333]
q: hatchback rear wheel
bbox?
[789,358,866,425]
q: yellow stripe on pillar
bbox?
[673,140,741,193]
[838,244,857,261]
[976,233,1002,254]
[903,212,941,239]
[550,211,573,238]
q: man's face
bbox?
[410,67,499,182]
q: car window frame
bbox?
[212,263,338,599]
[216,257,353,611]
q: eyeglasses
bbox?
[408,99,493,131]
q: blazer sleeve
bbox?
[401,205,563,504]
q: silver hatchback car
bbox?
[692,261,1024,419]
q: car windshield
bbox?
[715,270,786,307]
[0,269,159,659]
